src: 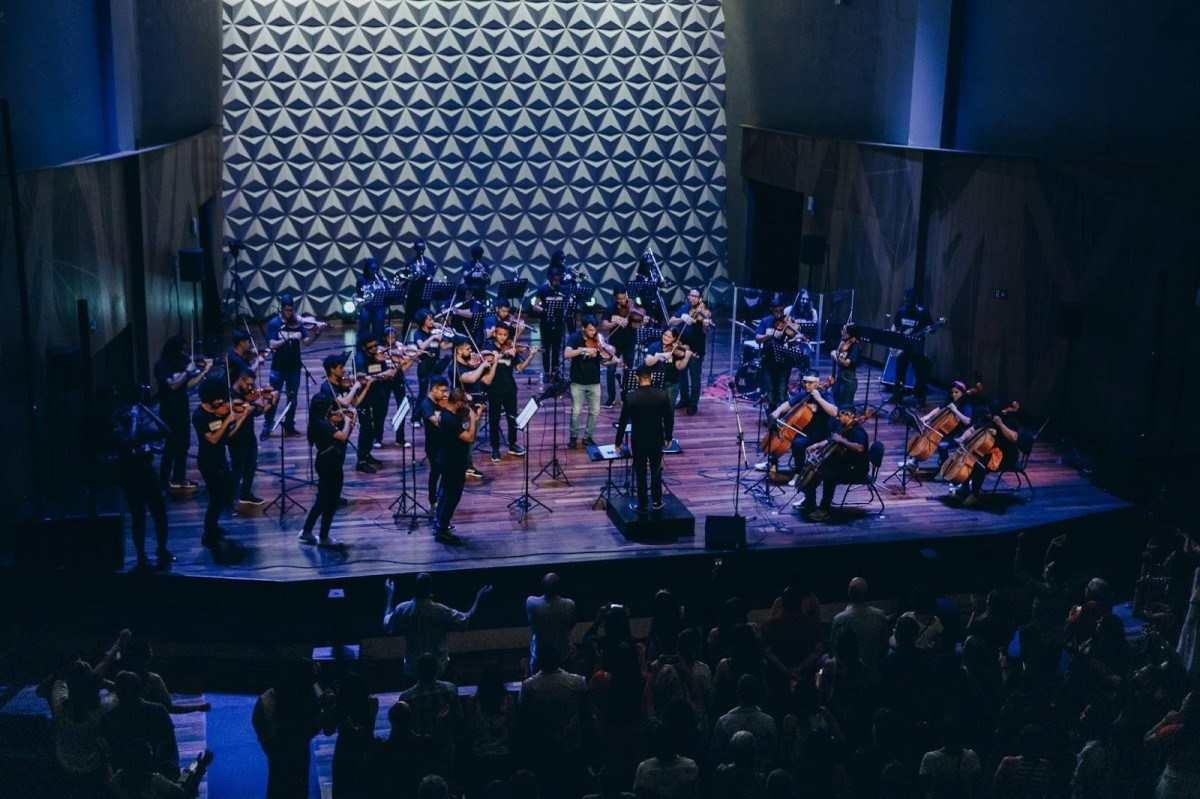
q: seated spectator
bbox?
[464,661,515,792]
[992,724,1053,799]
[110,742,213,799]
[121,636,210,715]
[832,577,890,685]
[711,674,776,775]
[384,573,492,679]
[370,700,427,799]
[712,730,764,799]
[516,644,591,797]
[397,652,461,781]
[102,671,180,780]
[43,658,117,792]
[633,718,699,798]
[525,572,576,674]
[919,721,982,799]
[331,672,378,799]
[252,658,336,799]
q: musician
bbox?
[380,326,413,449]
[418,376,451,511]
[316,352,368,411]
[261,295,317,440]
[226,330,259,380]
[356,257,387,344]
[487,323,536,462]
[632,251,667,322]
[601,288,641,407]
[154,335,210,489]
[565,317,608,449]
[411,310,451,402]
[192,378,251,547]
[402,238,435,330]
[787,289,819,323]
[353,335,397,474]
[532,260,568,380]
[229,369,275,508]
[297,394,353,548]
[484,299,526,341]
[890,288,934,406]
[447,284,483,338]
[112,387,171,570]
[644,327,691,412]
[949,403,1022,507]
[616,365,674,514]
[909,380,977,468]
[449,337,490,479]
[462,245,489,295]
[669,288,713,416]
[793,406,869,521]
[755,373,837,474]
[830,324,862,408]
[754,296,795,409]
[433,388,481,545]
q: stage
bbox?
[143,330,1129,585]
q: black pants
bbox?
[632,446,664,509]
[263,368,301,431]
[229,436,258,501]
[803,462,866,508]
[358,306,386,345]
[382,378,408,445]
[894,351,931,401]
[304,455,345,538]
[605,343,636,404]
[417,358,447,406]
[833,370,858,408]
[436,463,467,532]
[198,460,231,539]
[488,388,519,450]
[357,404,376,465]
[159,411,189,484]
[119,453,167,556]
[541,328,564,379]
[679,351,704,410]
[761,364,792,410]
[425,445,442,510]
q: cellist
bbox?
[755,373,837,478]
[792,405,869,520]
[947,401,1022,507]
[901,380,978,469]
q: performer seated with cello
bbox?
[939,401,1022,507]
[755,373,836,478]
[792,405,870,520]
[901,380,981,469]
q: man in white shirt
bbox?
[525,572,577,673]
[517,645,592,797]
[383,573,492,678]
[831,577,890,684]
[711,674,777,774]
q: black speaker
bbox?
[178,248,205,283]
[705,515,746,550]
[799,234,827,265]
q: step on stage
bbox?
[142,337,1128,585]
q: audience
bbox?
[632,718,699,798]
[832,577,890,685]
[398,652,461,783]
[525,572,577,674]
[251,657,335,799]
[384,573,493,679]
[516,644,591,797]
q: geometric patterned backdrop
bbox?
[221,0,726,318]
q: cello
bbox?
[937,401,1020,484]
[906,382,982,462]
[760,375,835,460]
[794,407,876,490]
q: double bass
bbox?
[937,401,1020,484]
[906,382,983,462]
[760,375,835,459]
[794,408,876,489]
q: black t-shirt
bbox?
[230,388,259,446]
[605,304,637,351]
[191,406,230,469]
[893,303,934,335]
[437,409,471,467]
[450,300,483,336]
[418,396,441,454]
[267,314,304,372]
[566,332,602,385]
[154,357,190,418]
[834,340,861,377]
[310,418,347,467]
[829,419,870,472]
[226,349,254,382]
[644,342,681,385]
[356,350,389,400]
[536,283,568,329]
[675,303,707,355]
[784,390,835,441]
[488,351,518,395]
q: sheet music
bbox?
[391,397,411,431]
[515,397,539,430]
[270,402,292,433]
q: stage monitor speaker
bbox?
[178,248,205,283]
[799,234,827,265]
[705,514,746,550]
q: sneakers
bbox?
[629,501,646,514]
[317,537,342,548]
[465,466,484,479]
[788,474,801,487]
[239,495,264,505]
[603,400,618,409]
[568,438,578,449]
[508,444,526,456]
[754,461,769,472]
[651,501,664,511]
[491,450,502,463]
[297,530,317,545]
[168,480,198,489]
[283,425,301,437]
[365,455,383,467]
[435,530,463,545]
[356,462,378,474]
[809,508,831,522]
[792,499,816,512]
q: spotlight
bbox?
[342,299,357,314]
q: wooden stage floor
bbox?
[146,331,1128,583]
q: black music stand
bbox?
[508,398,552,523]
[881,408,928,493]
[539,295,568,379]
[388,398,427,527]
[497,278,529,304]
[262,402,308,524]
[587,442,630,510]
[532,380,571,486]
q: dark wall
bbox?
[0,1,109,169]
[949,1,1200,158]
[136,0,223,148]
[724,0,918,280]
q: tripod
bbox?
[882,408,925,494]
[532,391,570,485]
[508,404,551,523]
[262,402,307,524]
[388,399,427,529]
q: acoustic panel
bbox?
[221,0,728,318]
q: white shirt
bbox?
[526,593,577,665]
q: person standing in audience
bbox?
[516,644,592,798]
[633,718,700,798]
[102,671,180,780]
[711,675,777,776]
[398,653,461,785]
[525,572,577,674]
[383,572,492,679]
[831,577,890,686]
[252,658,336,799]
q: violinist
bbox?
[433,388,481,545]
[449,337,489,479]
[226,329,260,381]
[418,376,451,511]
[229,369,276,508]
[154,334,211,489]
[447,284,483,338]
[755,296,798,409]
[792,405,869,521]
[889,288,935,406]
[601,288,642,407]
[411,309,451,402]
[644,326,692,412]
[487,323,537,462]
[380,326,415,449]
[355,257,387,344]
[565,316,609,449]
[484,299,527,342]
[948,402,1022,507]
[532,256,568,380]
[262,294,319,440]
[830,324,862,408]
[192,377,251,547]
[353,335,397,474]
[297,394,353,548]
[669,288,713,416]
[316,353,366,412]
[755,373,837,475]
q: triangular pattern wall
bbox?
[222,0,727,318]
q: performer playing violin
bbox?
[644,327,692,413]
[411,309,451,402]
[484,299,527,341]
[192,378,251,547]
[447,284,483,338]
[755,373,837,477]
[669,288,713,416]
[229,369,276,507]
[297,394,354,548]
[601,288,642,407]
[755,295,804,409]
[262,294,323,440]
[946,402,1022,507]
[354,334,398,474]
[154,334,211,489]
[449,338,490,479]
[487,323,537,462]
[565,316,612,449]
[830,324,862,408]
[226,329,261,381]
[432,388,481,545]
[418,376,451,511]
[379,326,417,449]
[792,405,869,520]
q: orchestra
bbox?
[154,241,1037,556]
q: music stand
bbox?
[532,380,571,486]
[423,279,456,304]
[881,407,927,493]
[497,278,529,305]
[740,399,793,508]
[262,401,308,524]
[587,442,630,510]
[508,398,551,523]
[388,398,426,525]
[539,295,568,379]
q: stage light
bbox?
[342,299,357,314]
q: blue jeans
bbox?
[570,383,601,440]
[264,369,300,430]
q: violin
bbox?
[772,315,806,341]
[937,401,1020,484]
[794,407,877,490]
[906,382,982,461]
[760,375,836,459]
[297,314,328,331]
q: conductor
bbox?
[615,365,674,514]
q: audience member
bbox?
[919,721,982,799]
[525,572,576,674]
[102,671,180,779]
[713,730,765,799]
[465,661,516,793]
[331,672,377,799]
[633,718,699,798]
[369,700,426,799]
[251,658,335,799]
[384,573,493,678]
[831,577,890,684]
[397,652,461,782]
[711,674,777,775]
[516,644,591,797]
